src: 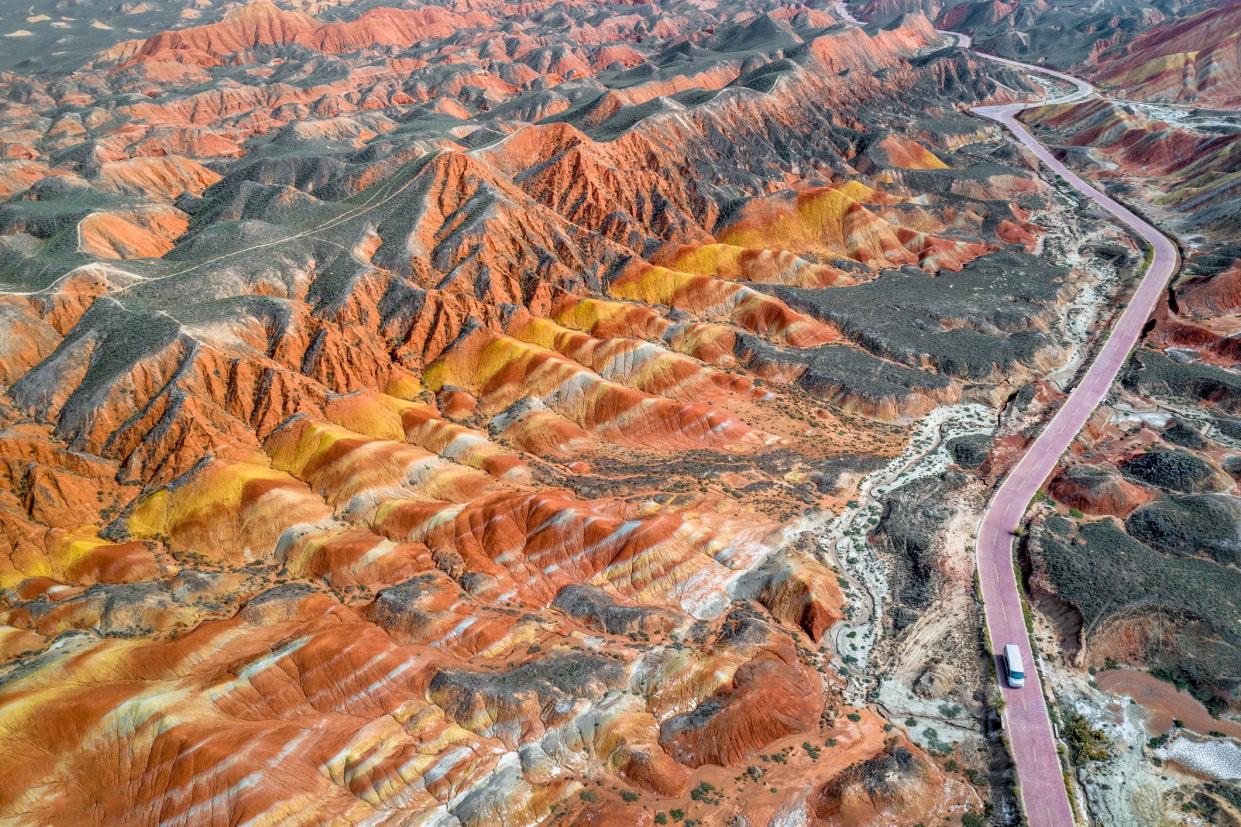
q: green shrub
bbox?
[1062,709,1112,766]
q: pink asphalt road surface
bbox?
[968,53,1180,827]
[838,9,1179,823]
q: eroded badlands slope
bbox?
[1090,2,1241,108]
[854,0,1206,68]
[0,0,1084,823]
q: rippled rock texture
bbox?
[0,0,1074,822]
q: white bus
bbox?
[1003,644,1025,688]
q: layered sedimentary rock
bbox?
[854,0,1195,69]
[0,0,1065,822]
[1091,3,1241,108]
[1022,97,1241,237]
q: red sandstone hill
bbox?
[126,1,498,67]
[0,0,1052,822]
[1093,2,1241,107]
[131,1,319,66]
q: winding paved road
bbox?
[964,27,1178,827]
[841,4,1181,824]
[970,57,1178,827]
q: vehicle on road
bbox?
[1003,644,1026,688]
[962,16,1178,823]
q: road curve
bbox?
[968,40,1179,827]
[839,4,1180,824]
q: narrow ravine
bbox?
[823,403,994,705]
